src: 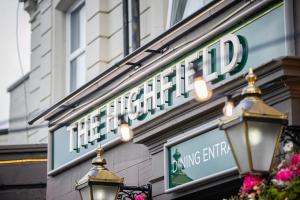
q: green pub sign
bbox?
[52,3,285,171]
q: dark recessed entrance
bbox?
[175,179,242,200]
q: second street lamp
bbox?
[76,147,152,200]
[76,148,124,200]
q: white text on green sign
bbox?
[68,33,247,152]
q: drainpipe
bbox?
[122,0,129,56]
[131,0,140,51]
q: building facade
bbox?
[5,0,168,145]
[0,74,48,199]
[14,0,300,199]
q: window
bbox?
[167,0,214,28]
[66,0,86,93]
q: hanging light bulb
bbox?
[223,95,234,117]
[192,65,212,102]
[118,115,133,142]
[193,76,212,102]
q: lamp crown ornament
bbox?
[92,147,107,168]
[242,68,261,97]
[84,147,124,184]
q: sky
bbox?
[0,1,30,129]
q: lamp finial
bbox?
[92,147,107,167]
[242,68,261,96]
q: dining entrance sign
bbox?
[164,122,236,191]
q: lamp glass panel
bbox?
[92,185,119,200]
[225,122,250,174]
[80,186,91,200]
[247,121,282,172]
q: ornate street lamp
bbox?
[76,148,124,200]
[219,68,288,175]
[76,147,152,200]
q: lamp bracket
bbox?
[145,49,164,54]
[126,62,142,68]
[117,184,152,200]
[118,114,127,124]
[145,46,169,54]
[283,126,300,147]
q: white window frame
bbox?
[166,0,213,29]
[66,0,86,94]
[166,0,174,29]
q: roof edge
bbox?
[7,72,30,92]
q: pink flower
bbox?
[289,165,300,176]
[275,168,294,182]
[290,154,300,166]
[241,175,263,193]
[135,194,145,200]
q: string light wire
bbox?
[16,2,29,142]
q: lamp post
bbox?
[219,68,288,175]
[76,148,124,200]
